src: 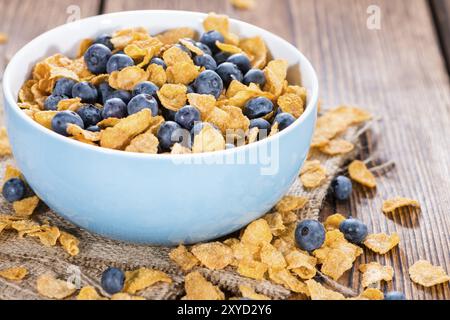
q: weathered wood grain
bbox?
[430,0,450,72]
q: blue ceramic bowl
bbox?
[3,11,318,245]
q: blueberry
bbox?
[93,34,114,51]
[194,42,212,56]
[161,106,177,121]
[331,176,353,201]
[72,82,98,104]
[133,81,159,97]
[2,178,26,203]
[107,90,132,104]
[216,62,243,87]
[273,112,296,131]
[295,220,326,251]
[249,118,271,139]
[101,267,125,295]
[243,69,266,87]
[186,85,195,94]
[199,31,225,54]
[53,78,77,97]
[158,121,189,150]
[102,98,128,119]
[150,57,167,69]
[214,51,231,65]
[97,82,115,103]
[384,291,406,300]
[244,97,274,119]
[44,94,69,111]
[194,70,224,99]
[175,106,201,130]
[194,54,217,70]
[86,125,101,132]
[225,143,236,149]
[175,44,192,58]
[106,54,134,73]
[51,111,84,136]
[127,94,159,116]
[76,104,103,127]
[339,218,368,244]
[227,54,251,74]
[84,44,112,74]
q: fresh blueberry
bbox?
[244,97,274,119]
[158,121,189,150]
[331,176,353,201]
[133,81,159,97]
[273,112,296,131]
[53,78,77,97]
[384,291,406,300]
[101,267,125,295]
[93,34,114,51]
[225,143,236,149]
[127,94,159,116]
[2,178,26,203]
[194,54,217,70]
[249,118,271,139]
[72,82,98,104]
[186,85,195,94]
[216,62,243,87]
[84,44,112,74]
[200,31,225,54]
[97,82,115,103]
[107,90,132,104]
[339,218,368,244]
[175,106,201,130]
[44,94,68,111]
[51,111,84,136]
[194,70,224,99]
[243,69,266,86]
[214,51,231,65]
[106,54,134,73]
[102,98,128,119]
[227,54,251,74]
[295,220,326,251]
[194,42,212,56]
[161,106,177,121]
[86,125,101,132]
[76,104,103,127]
[150,57,167,69]
[175,43,192,58]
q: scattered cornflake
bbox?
[357,288,384,300]
[239,285,270,300]
[0,127,12,156]
[364,232,400,254]
[237,259,268,280]
[230,0,255,10]
[157,84,188,111]
[348,160,376,188]
[110,293,145,300]
[124,268,172,294]
[58,231,80,256]
[300,160,327,189]
[382,197,420,214]
[324,213,346,231]
[183,271,224,300]
[260,244,287,269]
[409,260,450,287]
[275,195,308,212]
[241,219,273,246]
[0,32,8,44]
[0,267,28,281]
[29,224,61,247]
[36,274,76,299]
[191,242,233,270]
[268,268,309,295]
[285,250,317,280]
[359,262,394,287]
[169,245,199,272]
[12,196,40,217]
[263,212,286,236]
[319,139,354,156]
[305,279,345,300]
[77,286,105,300]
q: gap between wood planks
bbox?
[429,0,450,74]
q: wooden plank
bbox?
[289,0,450,299]
[430,0,450,71]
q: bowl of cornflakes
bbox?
[3,11,318,245]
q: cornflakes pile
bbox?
[18,13,308,155]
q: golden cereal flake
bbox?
[263,212,286,236]
[191,242,233,270]
[300,161,327,189]
[230,0,255,10]
[305,279,345,300]
[324,213,346,231]
[36,274,77,299]
[171,143,192,154]
[203,12,239,45]
[364,232,400,254]
[125,130,159,154]
[157,28,196,45]
[76,39,93,58]
[237,259,268,280]
[12,196,40,217]
[109,66,148,91]
[157,84,187,111]
[67,124,101,142]
[57,97,83,111]
[3,165,23,182]
[124,268,172,294]
[163,46,193,66]
[166,62,200,85]
[277,93,304,118]
[260,244,287,269]
[319,139,354,156]
[0,32,8,44]
[239,285,270,300]
[382,197,420,214]
[111,27,150,50]
[268,268,309,295]
[147,63,167,87]
[34,111,58,130]
[348,160,376,188]
[28,225,61,247]
[0,127,12,156]
[275,195,308,212]
[169,245,199,272]
[0,267,28,281]
[359,262,394,287]
[263,60,288,97]
[192,124,225,153]
[239,36,267,69]
[241,219,273,246]
[59,231,80,256]
[285,249,317,280]
[409,260,450,287]
[215,41,243,54]
[124,38,163,67]
[183,271,224,300]
[77,286,105,300]
[356,288,384,300]
[187,93,216,118]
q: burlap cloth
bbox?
[0,122,374,300]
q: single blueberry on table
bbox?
[295,220,326,251]
[273,112,296,131]
[51,111,84,136]
[194,54,217,71]
[72,82,98,104]
[384,291,406,300]
[53,78,77,97]
[216,62,243,87]
[243,69,266,87]
[93,34,114,51]
[194,70,224,99]
[194,42,212,56]
[227,54,251,74]
[244,97,274,119]
[86,125,101,132]
[44,94,68,111]
[106,54,134,74]
[339,218,368,244]
[97,82,115,104]
[76,104,103,128]
[175,105,201,130]
[214,51,231,65]
[101,267,125,295]
[84,43,112,74]
[2,178,26,203]
[199,30,225,54]
[132,81,159,97]
[127,94,159,116]
[158,121,188,150]
[150,57,167,69]
[107,90,132,105]
[102,98,128,119]
[331,176,353,201]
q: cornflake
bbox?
[109,66,148,91]
[359,262,394,287]
[285,249,317,280]
[203,12,239,45]
[237,259,268,280]
[348,160,376,188]
[147,63,167,87]
[230,0,255,10]
[124,268,172,294]
[192,124,225,153]
[364,232,400,254]
[191,242,233,270]
[319,139,354,156]
[268,268,309,295]
[125,130,159,154]
[263,59,288,97]
[34,111,58,129]
[157,27,196,45]
[169,245,199,272]
[36,274,76,299]
[187,93,216,117]
[157,84,187,111]
[241,219,273,246]
[357,288,384,300]
[260,244,287,269]
[0,127,12,156]
[382,197,420,214]
[58,231,80,256]
[166,62,200,85]
[324,213,346,231]
[183,271,224,300]
[77,286,105,300]
[12,196,40,217]
[300,160,327,189]
[263,212,286,236]
[0,267,28,281]
[275,195,308,212]
[409,260,450,287]
[305,279,345,300]
[278,93,304,118]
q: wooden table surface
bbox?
[0,0,449,300]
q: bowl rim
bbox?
[3,10,319,159]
